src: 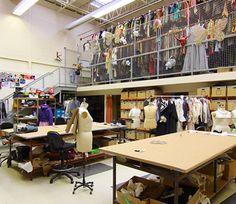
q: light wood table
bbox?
[100,131,236,204]
[2,123,126,177]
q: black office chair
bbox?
[55,117,66,125]
[0,122,13,167]
[47,131,78,184]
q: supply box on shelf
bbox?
[121,91,129,99]
[227,100,236,111]
[210,100,226,110]
[197,87,211,97]
[137,91,146,99]
[227,85,236,97]
[211,86,227,97]
[129,91,137,99]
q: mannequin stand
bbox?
[72,153,94,194]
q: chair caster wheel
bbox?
[50,181,53,184]
[72,191,75,194]
[90,191,93,195]
[71,181,74,184]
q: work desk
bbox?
[2,122,125,178]
[100,131,236,204]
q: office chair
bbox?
[55,117,66,125]
[0,122,13,167]
[47,131,79,184]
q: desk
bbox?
[2,123,125,177]
[100,131,236,204]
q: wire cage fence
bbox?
[77,0,236,86]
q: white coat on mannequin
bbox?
[211,108,231,133]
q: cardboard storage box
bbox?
[222,160,236,180]
[121,110,129,119]
[217,67,232,73]
[227,85,236,97]
[117,176,166,204]
[146,89,156,98]
[137,101,144,109]
[126,120,131,129]
[136,131,146,140]
[126,101,132,109]
[211,86,227,97]
[233,67,236,72]
[126,130,136,140]
[210,100,226,110]
[120,101,125,109]
[227,100,236,111]
[121,92,129,99]
[129,101,136,109]
[129,91,137,99]
[137,91,146,99]
[197,87,211,96]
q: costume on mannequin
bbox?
[80,98,89,109]
[144,102,157,130]
[129,103,141,129]
[211,108,231,133]
[38,103,53,126]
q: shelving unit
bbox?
[13,97,56,124]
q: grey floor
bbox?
[0,158,235,204]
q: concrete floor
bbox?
[0,158,235,204]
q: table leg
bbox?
[7,137,12,167]
[113,156,117,204]
[174,172,179,204]
[214,160,217,193]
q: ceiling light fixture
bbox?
[92,0,135,18]
[13,0,39,16]
[65,0,135,30]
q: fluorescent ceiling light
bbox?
[13,0,39,16]
[65,0,135,30]
[90,0,113,8]
[92,0,135,18]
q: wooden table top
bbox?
[2,123,125,140]
[100,131,236,173]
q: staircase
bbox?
[2,67,81,119]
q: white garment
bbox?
[129,107,141,129]
[211,109,231,133]
[76,108,93,153]
[192,98,202,124]
[175,99,185,122]
[80,101,89,109]
[232,109,236,125]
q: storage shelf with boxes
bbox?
[197,85,236,111]
[120,89,162,140]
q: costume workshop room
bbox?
[0,0,236,203]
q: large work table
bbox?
[100,131,236,204]
[2,122,125,177]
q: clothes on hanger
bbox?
[38,104,53,126]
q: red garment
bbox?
[149,57,155,75]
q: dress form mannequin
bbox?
[211,107,231,133]
[73,107,94,194]
[80,98,89,109]
[144,102,157,130]
[76,107,93,152]
[129,102,141,129]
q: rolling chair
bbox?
[47,131,79,184]
[55,117,66,125]
[0,122,13,167]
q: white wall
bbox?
[0,1,95,99]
